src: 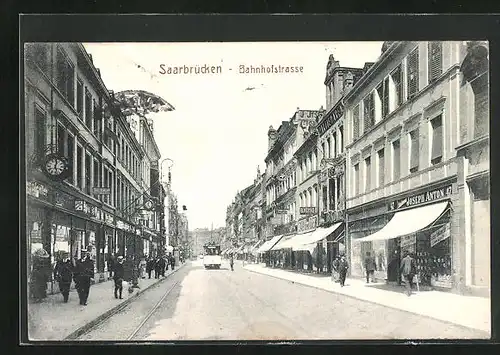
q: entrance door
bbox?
[387,238,401,283]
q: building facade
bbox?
[343,41,490,295]
[25,43,168,296]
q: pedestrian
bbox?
[113,256,125,299]
[107,255,115,280]
[154,257,161,279]
[364,251,377,283]
[169,254,175,271]
[331,255,340,283]
[74,250,94,306]
[400,251,416,296]
[146,256,154,279]
[229,253,234,271]
[338,254,349,287]
[53,251,73,303]
[139,256,147,279]
[30,248,51,302]
[123,255,134,293]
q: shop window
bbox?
[409,129,420,173]
[407,48,419,99]
[56,48,75,105]
[364,157,372,192]
[390,64,404,108]
[377,148,385,187]
[34,108,46,159]
[67,134,74,184]
[354,163,360,195]
[352,104,360,140]
[76,146,83,189]
[431,115,443,165]
[392,140,401,181]
[76,79,83,116]
[428,42,443,83]
[363,92,375,133]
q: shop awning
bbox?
[353,201,449,243]
[257,234,284,253]
[275,231,313,250]
[249,240,263,253]
[235,245,245,254]
[270,234,296,250]
[293,223,342,251]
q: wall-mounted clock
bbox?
[144,200,154,210]
[42,153,70,181]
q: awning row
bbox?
[222,240,265,255]
[257,234,284,253]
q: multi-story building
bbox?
[315,56,367,272]
[343,41,489,295]
[25,43,170,295]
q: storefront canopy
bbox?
[353,201,449,243]
[249,240,263,254]
[270,234,296,251]
[293,223,342,251]
[257,235,284,253]
[274,231,313,250]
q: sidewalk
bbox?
[244,263,491,334]
[28,264,185,341]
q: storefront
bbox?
[349,181,457,289]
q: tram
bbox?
[203,243,222,269]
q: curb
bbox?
[64,263,186,340]
[243,266,490,335]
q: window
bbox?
[365,157,371,192]
[93,159,99,191]
[85,90,92,128]
[392,140,401,181]
[379,77,390,118]
[326,137,331,158]
[93,100,101,137]
[30,43,49,73]
[85,153,91,194]
[353,104,360,140]
[76,146,83,189]
[336,178,342,207]
[67,134,74,184]
[431,115,443,165]
[57,124,65,156]
[391,65,404,107]
[339,126,344,153]
[377,149,385,187]
[34,108,46,159]
[108,170,113,206]
[407,48,419,99]
[103,168,109,204]
[329,178,335,211]
[322,186,328,211]
[472,72,489,138]
[116,177,121,210]
[409,129,420,173]
[428,42,443,83]
[77,80,83,115]
[56,48,75,105]
[332,132,337,157]
[363,92,375,132]
[354,164,360,195]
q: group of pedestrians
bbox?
[145,254,175,279]
[330,250,417,296]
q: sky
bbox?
[83,42,383,230]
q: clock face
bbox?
[45,157,65,175]
[145,200,153,210]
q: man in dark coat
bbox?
[229,253,234,271]
[169,254,175,271]
[364,251,377,283]
[400,251,416,296]
[74,250,94,306]
[146,256,155,279]
[53,251,74,303]
[160,256,167,277]
[113,256,125,299]
[338,255,349,287]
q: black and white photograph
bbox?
[22,38,491,341]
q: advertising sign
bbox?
[300,207,317,215]
[400,234,416,249]
[92,187,111,195]
[430,223,451,247]
[297,215,318,233]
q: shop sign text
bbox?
[400,234,416,249]
[389,185,453,211]
[26,181,49,199]
[75,200,97,217]
[300,207,317,215]
[430,223,451,247]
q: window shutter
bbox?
[392,140,400,180]
[365,157,371,192]
[376,83,384,118]
[378,149,385,187]
[383,77,390,118]
[431,115,443,161]
[428,42,443,83]
[410,129,419,170]
[407,49,419,99]
[363,93,374,132]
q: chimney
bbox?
[268,125,277,151]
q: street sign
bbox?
[276,209,288,214]
[93,187,111,195]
